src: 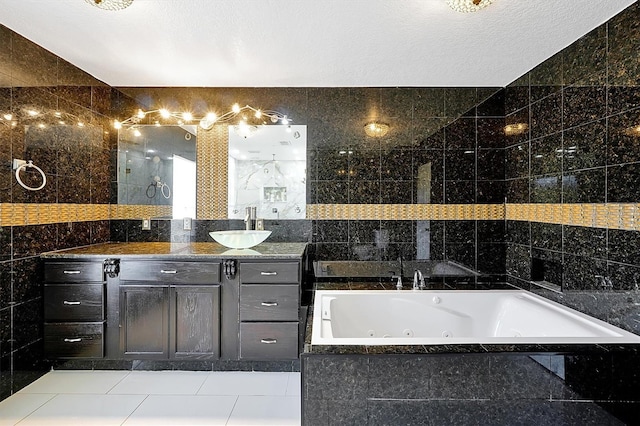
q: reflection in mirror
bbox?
[118,125,196,218]
[228,125,306,220]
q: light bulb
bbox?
[206,112,217,122]
[255,109,262,119]
[281,116,289,125]
[137,109,146,119]
[113,120,122,129]
[182,112,193,121]
[27,110,39,116]
[77,122,85,127]
[133,129,141,137]
[2,113,12,120]
[160,109,170,118]
[232,103,241,113]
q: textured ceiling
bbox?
[0,0,635,87]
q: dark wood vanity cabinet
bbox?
[238,261,301,360]
[119,261,221,360]
[43,261,106,358]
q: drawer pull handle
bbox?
[64,338,82,343]
[261,302,278,307]
[260,272,277,276]
[261,338,277,344]
[63,270,81,274]
[63,301,81,305]
[160,270,177,274]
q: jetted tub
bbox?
[311,290,640,345]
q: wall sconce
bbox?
[504,123,528,136]
[447,0,493,13]
[364,122,390,138]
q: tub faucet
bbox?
[392,275,403,290]
[413,269,425,290]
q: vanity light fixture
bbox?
[115,104,291,133]
[364,122,390,138]
[447,0,493,13]
[83,0,134,11]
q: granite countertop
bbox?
[41,242,307,259]
[303,281,640,356]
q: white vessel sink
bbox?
[209,230,272,249]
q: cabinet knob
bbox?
[63,301,81,305]
[260,338,277,344]
[260,271,277,276]
[160,270,177,274]
[63,338,82,343]
[63,270,81,274]
[261,302,278,307]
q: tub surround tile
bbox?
[607,2,640,87]
[531,92,562,139]
[563,86,607,129]
[530,53,563,102]
[607,163,640,203]
[563,119,606,171]
[562,24,607,87]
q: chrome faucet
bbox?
[392,275,403,290]
[244,206,256,230]
[413,269,425,290]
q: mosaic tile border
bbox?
[0,203,639,232]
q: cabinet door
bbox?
[120,285,169,359]
[171,286,220,359]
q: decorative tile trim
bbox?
[307,204,505,221]
[0,202,638,232]
[505,203,640,231]
[196,126,228,220]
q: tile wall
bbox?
[0,25,135,399]
[503,3,640,331]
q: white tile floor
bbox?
[0,370,301,425]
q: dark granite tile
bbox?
[443,180,474,204]
[303,355,368,400]
[530,52,563,102]
[607,110,640,166]
[444,150,475,181]
[413,149,444,182]
[477,221,505,243]
[476,90,504,117]
[13,299,42,350]
[563,254,607,291]
[313,220,348,243]
[313,243,350,261]
[506,220,530,245]
[608,229,640,266]
[477,149,504,180]
[608,86,640,116]
[348,180,379,204]
[562,168,606,203]
[563,119,607,171]
[505,178,529,203]
[13,224,57,259]
[413,88,445,117]
[563,86,607,129]
[11,32,57,87]
[444,118,475,149]
[380,149,412,181]
[608,2,640,86]
[12,257,42,305]
[90,220,111,245]
[530,134,561,176]
[380,181,413,204]
[563,225,606,259]
[505,142,529,179]
[606,262,640,291]
[504,106,530,147]
[381,220,414,243]
[348,220,379,244]
[444,88,477,118]
[444,220,475,243]
[506,243,531,281]
[531,92,562,139]
[477,180,505,204]
[316,149,349,181]
[477,243,506,274]
[531,222,562,251]
[477,117,505,149]
[57,221,91,251]
[0,262,10,309]
[607,163,640,203]
[316,181,348,204]
[445,243,475,270]
[562,24,607,86]
[530,174,561,203]
[0,308,10,357]
[381,243,415,262]
[505,73,530,114]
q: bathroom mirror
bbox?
[117,125,197,219]
[228,125,306,220]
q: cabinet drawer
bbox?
[240,285,299,321]
[120,261,220,284]
[240,322,298,359]
[44,262,104,283]
[44,284,104,321]
[240,262,299,284]
[44,323,104,358]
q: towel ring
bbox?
[15,160,46,191]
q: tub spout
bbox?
[392,275,403,290]
[413,269,425,290]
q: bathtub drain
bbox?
[442,331,453,338]
[367,330,376,337]
[402,329,414,337]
